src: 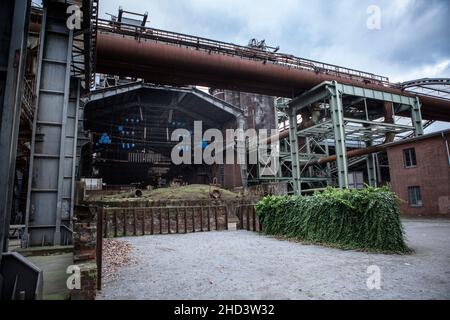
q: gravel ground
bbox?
[97,219,450,300]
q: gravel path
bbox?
[97,219,450,300]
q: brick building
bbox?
[386,130,450,217]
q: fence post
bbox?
[141,209,145,236]
[168,208,171,234]
[184,207,188,233]
[176,207,180,234]
[252,206,256,232]
[214,206,218,230]
[96,207,103,291]
[246,206,250,231]
[192,208,196,233]
[123,210,127,237]
[225,206,229,230]
[114,211,118,238]
[150,208,154,235]
[103,209,108,238]
[207,207,211,231]
[159,207,163,235]
[133,208,137,236]
[200,207,204,232]
[239,206,243,230]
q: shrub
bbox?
[255,187,410,253]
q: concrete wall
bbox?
[387,132,450,217]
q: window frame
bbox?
[408,186,423,207]
[403,148,417,168]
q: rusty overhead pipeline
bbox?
[94,31,450,166]
[96,33,450,122]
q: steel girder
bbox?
[274,81,425,193]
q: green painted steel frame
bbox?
[279,81,424,194]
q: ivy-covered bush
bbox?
[255,187,410,253]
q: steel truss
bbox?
[251,81,424,194]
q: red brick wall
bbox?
[387,133,450,217]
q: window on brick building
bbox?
[408,186,422,207]
[403,148,417,168]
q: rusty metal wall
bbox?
[211,89,277,189]
[212,89,276,130]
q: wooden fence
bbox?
[97,203,262,239]
[95,202,261,290]
[236,204,262,232]
[101,205,229,238]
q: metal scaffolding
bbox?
[250,81,424,194]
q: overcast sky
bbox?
[99,0,450,131]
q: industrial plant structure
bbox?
[1,0,449,299]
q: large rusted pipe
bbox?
[29,22,41,33]
[312,144,388,166]
[96,33,450,121]
[383,101,396,144]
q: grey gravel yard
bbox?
[96,219,450,300]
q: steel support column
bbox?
[237,115,248,188]
[288,108,301,194]
[412,97,424,137]
[324,140,332,186]
[367,155,377,187]
[366,156,377,187]
[329,82,349,188]
[25,2,75,246]
[69,79,81,224]
[0,0,31,255]
[365,140,377,187]
[375,153,381,186]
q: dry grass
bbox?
[99,184,240,202]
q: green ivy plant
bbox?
[255,187,411,254]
